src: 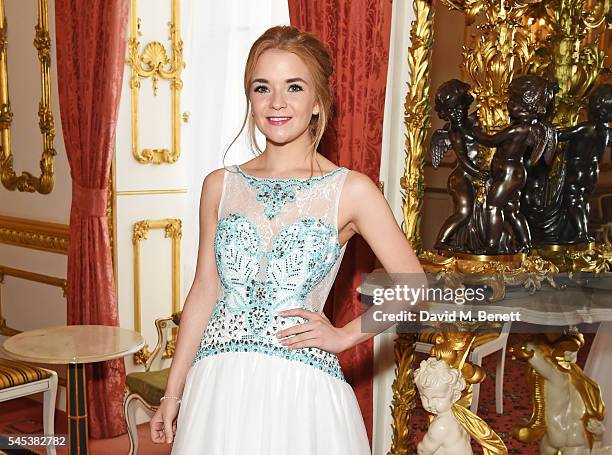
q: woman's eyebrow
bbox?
[286,77,308,85]
[250,77,309,85]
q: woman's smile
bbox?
[267,116,292,126]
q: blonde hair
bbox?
[225,25,333,166]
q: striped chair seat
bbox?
[0,358,51,390]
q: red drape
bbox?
[55,0,129,439]
[288,0,393,444]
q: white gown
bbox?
[171,164,371,455]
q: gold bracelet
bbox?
[160,395,182,404]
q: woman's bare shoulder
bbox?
[342,169,379,195]
[199,167,232,206]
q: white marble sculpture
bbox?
[524,342,612,455]
[415,357,473,455]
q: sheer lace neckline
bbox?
[234,164,345,182]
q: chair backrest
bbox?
[145,311,181,372]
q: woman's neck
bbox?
[259,133,316,172]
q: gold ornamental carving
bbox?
[525,0,610,206]
[537,243,612,275]
[401,0,435,255]
[389,333,418,455]
[390,0,436,451]
[420,250,559,301]
[450,0,536,132]
[0,0,56,193]
[132,218,182,363]
[127,0,185,164]
[0,215,68,254]
[526,0,610,128]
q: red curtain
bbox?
[55,0,129,438]
[288,0,393,444]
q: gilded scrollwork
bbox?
[401,0,435,255]
[127,0,185,165]
[0,215,68,254]
[389,333,418,455]
[0,0,56,193]
[420,250,559,301]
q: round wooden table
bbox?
[2,325,145,455]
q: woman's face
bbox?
[249,49,319,147]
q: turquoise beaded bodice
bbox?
[193,164,350,381]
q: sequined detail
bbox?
[235,165,346,218]
[194,164,350,382]
[194,309,345,381]
[193,211,345,380]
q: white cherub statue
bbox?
[513,336,612,455]
[415,357,473,455]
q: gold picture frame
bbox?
[0,0,56,193]
[132,218,181,363]
[127,0,185,164]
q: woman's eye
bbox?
[288,84,303,92]
[254,85,269,93]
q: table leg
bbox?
[67,363,89,454]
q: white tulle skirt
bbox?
[171,351,371,455]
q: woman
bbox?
[150,25,424,454]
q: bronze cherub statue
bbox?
[468,75,558,254]
[557,84,612,243]
[429,79,487,253]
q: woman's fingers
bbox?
[164,415,175,443]
[150,412,166,443]
[281,330,319,348]
[276,321,316,339]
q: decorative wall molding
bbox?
[0,215,68,254]
[0,265,67,336]
[127,0,185,164]
[131,218,181,363]
[0,0,57,193]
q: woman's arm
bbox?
[277,171,427,353]
[163,169,224,398]
[335,172,427,348]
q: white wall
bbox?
[0,0,69,411]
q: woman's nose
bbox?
[270,91,286,110]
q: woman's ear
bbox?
[313,104,320,116]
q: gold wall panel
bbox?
[132,218,181,363]
[0,215,68,254]
[0,0,56,193]
[127,0,185,164]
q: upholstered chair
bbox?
[123,311,181,455]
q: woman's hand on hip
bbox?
[276,308,351,354]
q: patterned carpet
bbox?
[410,332,594,454]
